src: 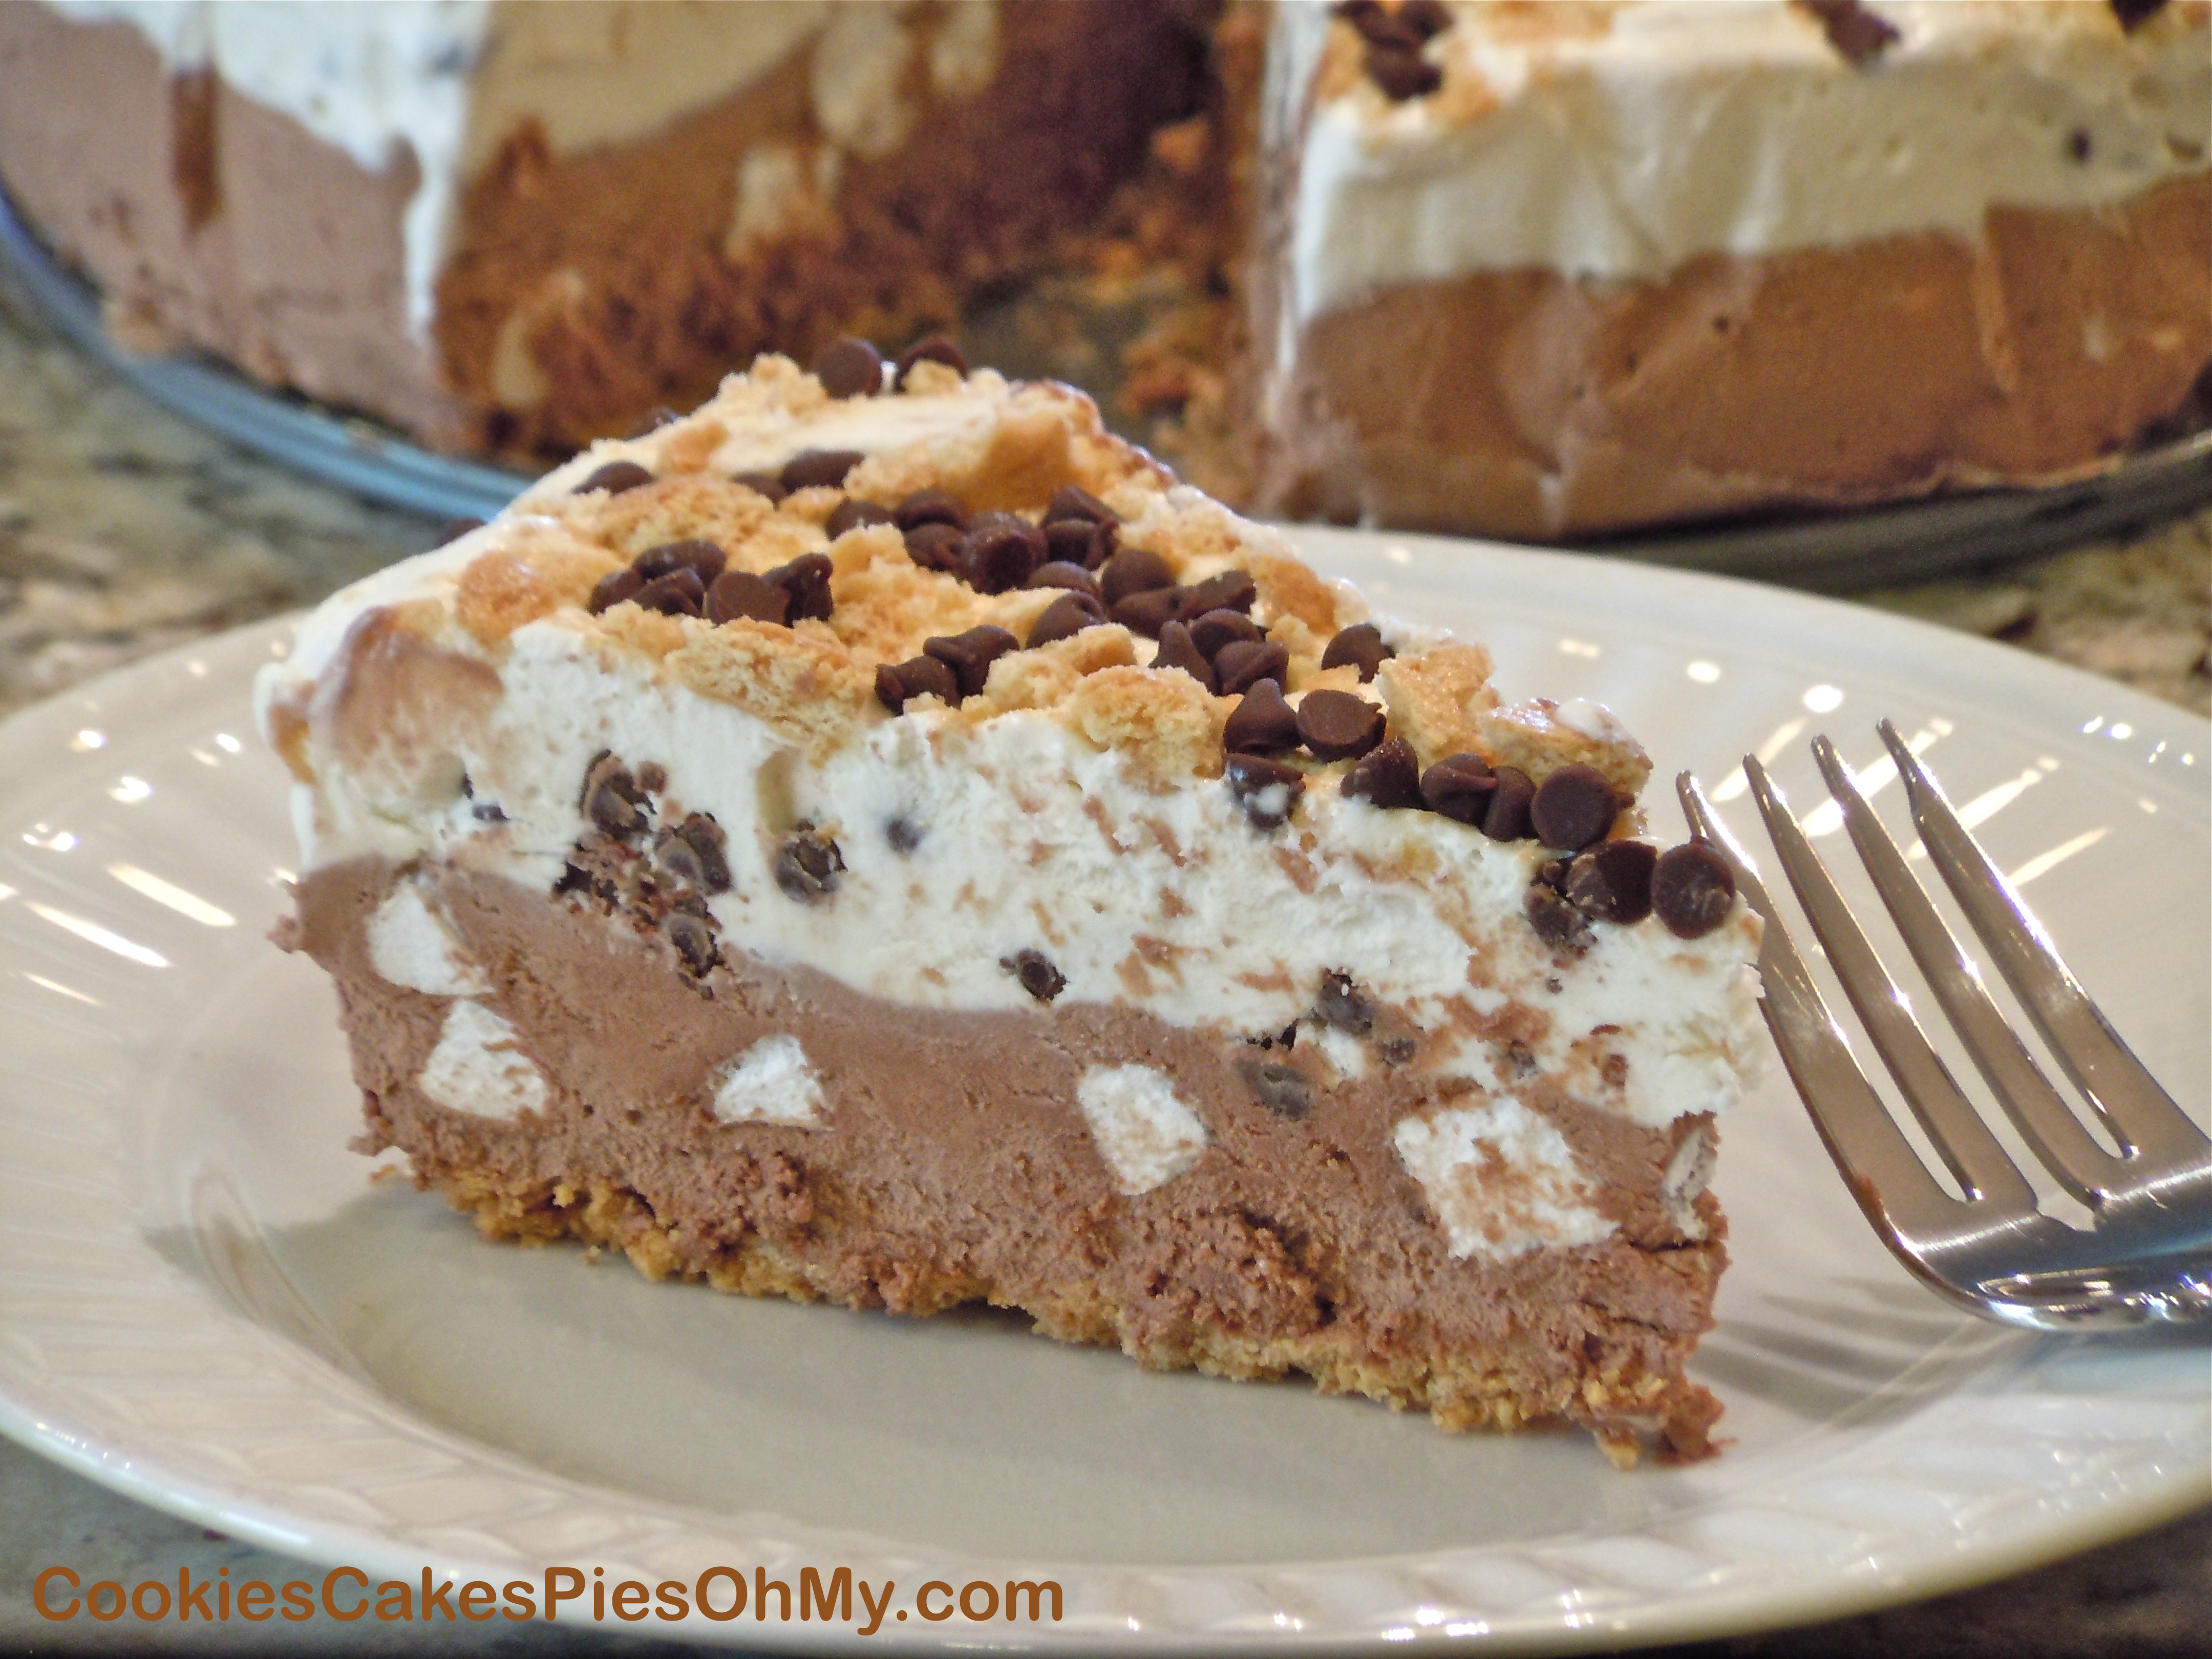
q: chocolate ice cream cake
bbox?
[256,348,1762,1463]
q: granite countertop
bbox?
[0,271,2205,1654]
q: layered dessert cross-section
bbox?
[256,348,1763,1462]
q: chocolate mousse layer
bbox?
[292,855,1728,1463]
[1251,175,2212,540]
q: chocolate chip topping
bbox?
[774,823,844,903]
[825,499,895,539]
[903,522,967,571]
[1045,518,1114,569]
[1024,561,1102,600]
[778,449,865,492]
[1153,621,1218,694]
[1315,969,1374,1036]
[587,566,643,615]
[1098,547,1177,607]
[663,910,719,975]
[765,552,834,622]
[1027,591,1107,649]
[1652,842,1738,939]
[895,332,968,387]
[582,754,647,840]
[634,566,705,617]
[634,539,727,584]
[1525,884,1594,952]
[1176,570,1256,621]
[706,569,789,627]
[886,816,922,854]
[1223,677,1298,753]
[1225,752,1305,830]
[574,459,653,496]
[923,625,1019,698]
[1004,949,1066,1003]
[1239,1058,1313,1120]
[1793,0,1900,63]
[1365,42,1442,100]
[876,653,961,712]
[1214,639,1290,697]
[1482,766,1536,841]
[1419,752,1496,823]
[1108,587,1187,638]
[1530,763,1618,851]
[2111,0,2170,27]
[1187,609,1263,659]
[1341,736,1422,810]
[1566,840,1657,926]
[674,812,732,894]
[1295,689,1386,762]
[732,471,789,504]
[1321,622,1395,682]
[963,513,1048,593]
[811,335,885,399]
[894,488,970,532]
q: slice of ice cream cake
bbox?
[257,346,1762,1463]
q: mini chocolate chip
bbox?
[811,335,884,398]
[875,653,961,712]
[1025,561,1102,600]
[1109,587,1187,638]
[1652,842,1738,939]
[1316,969,1374,1036]
[1530,763,1619,851]
[1004,948,1066,1003]
[1239,1058,1312,1120]
[895,332,968,387]
[923,625,1018,698]
[1378,1034,1417,1067]
[779,449,865,492]
[1397,0,1452,37]
[579,751,638,811]
[587,566,644,614]
[1223,678,1299,753]
[675,813,731,892]
[664,910,718,974]
[1566,841,1657,926]
[587,767,646,838]
[1044,485,1115,526]
[894,488,970,532]
[1296,689,1386,762]
[963,513,1047,593]
[2067,127,2093,163]
[706,569,790,627]
[1526,884,1594,951]
[634,567,705,617]
[1225,752,1305,830]
[625,406,679,438]
[1420,753,1496,823]
[634,539,727,584]
[765,553,834,622]
[1188,608,1263,659]
[1342,736,1422,810]
[1483,765,1536,841]
[472,801,507,823]
[1098,547,1177,607]
[774,824,844,903]
[1044,518,1111,568]
[1366,41,1441,99]
[635,762,667,795]
[658,834,704,888]
[732,471,788,504]
[1215,639,1291,697]
[903,522,966,571]
[1027,591,1106,648]
[1177,570,1257,621]
[2111,0,2170,26]
[1794,0,1899,63]
[886,816,922,854]
[1321,622,1394,682]
[1339,0,1448,46]
[825,499,895,539]
[1153,621,1218,694]
[574,459,652,496]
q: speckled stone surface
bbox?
[0,270,2205,1655]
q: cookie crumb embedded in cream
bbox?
[1076,1064,1210,1195]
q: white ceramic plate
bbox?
[0,532,2205,1653]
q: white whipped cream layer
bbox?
[1273,0,2211,332]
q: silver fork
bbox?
[1679,720,2212,1330]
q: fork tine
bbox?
[1742,758,2039,1210]
[1880,721,2211,1167]
[1677,772,1973,1244]
[1812,736,2128,1206]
